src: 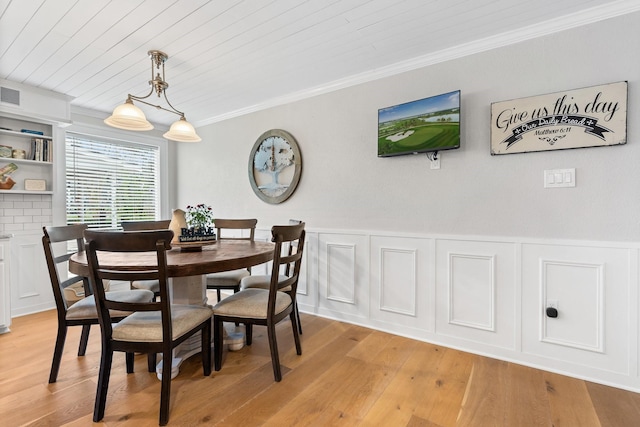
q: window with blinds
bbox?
[65,133,160,229]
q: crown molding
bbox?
[195,0,640,127]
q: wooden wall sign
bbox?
[490,81,627,155]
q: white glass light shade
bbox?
[104,100,154,131]
[163,117,202,142]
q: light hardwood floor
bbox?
[1,306,640,426]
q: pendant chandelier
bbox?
[104,50,201,142]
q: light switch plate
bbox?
[544,168,575,188]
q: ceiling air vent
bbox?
[0,86,20,106]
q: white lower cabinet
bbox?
[10,232,53,317]
[0,237,11,333]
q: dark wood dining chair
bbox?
[206,218,258,301]
[212,221,305,381]
[120,220,171,231]
[240,219,305,334]
[42,224,155,383]
[121,220,171,299]
[84,229,212,426]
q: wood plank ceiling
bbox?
[0,0,636,127]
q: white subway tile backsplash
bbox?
[2,194,25,202]
[4,223,24,231]
[24,222,45,231]
[0,194,52,232]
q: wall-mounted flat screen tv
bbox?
[378,90,460,157]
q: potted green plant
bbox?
[180,204,216,242]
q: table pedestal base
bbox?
[155,323,246,379]
[155,275,245,380]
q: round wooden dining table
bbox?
[69,239,275,278]
[69,239,275,379]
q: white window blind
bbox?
[65,133,160,229]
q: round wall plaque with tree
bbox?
[248,129,302,204]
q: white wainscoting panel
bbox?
[296,238,311,297]
[435,239,517,350]
[252,228,272,276]
[318,232,369,322]
[253,228,317,314]
[369,236,433,335]
[380,247,417,315]
[522,244,630,376]
[448,252,496,331]
[326,243,356,304]
[540,259,604,352]
[296,233,317,314]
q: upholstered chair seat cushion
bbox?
[212,288,291,319]
[207,269,250,287]
[112,305,213,342]
[131,279,160,293]
[241,274,291,292]
[66,289,154,320]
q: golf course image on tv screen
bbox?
[378,90,460,157]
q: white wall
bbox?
[176,12,640,243]
[174,13,640,391]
